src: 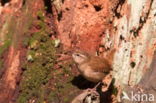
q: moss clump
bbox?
[46,61,76,103]
[17,11,56,103]
[0,15,23,57]
[0,39,11,71]
[0,38,11,56]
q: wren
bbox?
[72,49,116,83]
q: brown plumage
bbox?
[72,49,115,83]
[88,56,112,73]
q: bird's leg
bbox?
[93,82,101,90]
[85,85,100,96]
[85,82,101,93]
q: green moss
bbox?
[0,17,14,56]
[23,36,30,47]
[110,78,118,96]
[62,64,72,75]
[63,97,70,103]
[47,62,76,103]
[47,91,59,103]
[18,9,78,103]
[17,10,56,103]
[112,87,118,96]
[37,11,45,22]
[0,40,9,69]
[0,39,11,56]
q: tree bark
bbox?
[0,0,155,103]
[52,0,156,102]
[0,0,44,103]
[113,0,156,87]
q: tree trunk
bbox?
[0,0,155,103]
[52,0,156,102]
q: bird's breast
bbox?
[78,64,90,74]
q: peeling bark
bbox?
[113,0,156,87]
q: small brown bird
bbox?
[72,49,116,83]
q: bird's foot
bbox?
[85,88,99,96]
[84,82,101,96]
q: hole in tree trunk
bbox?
[57,11,62,21]
[93,5,102,12]
[43,0,52,13]
[130,61,136,68]
[1,0,10,6]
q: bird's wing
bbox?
[88,56,112,73]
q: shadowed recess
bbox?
[71,75,97,89]
[1,0,10,6]
[43,0,52,13]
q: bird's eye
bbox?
[76,54,80,56]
